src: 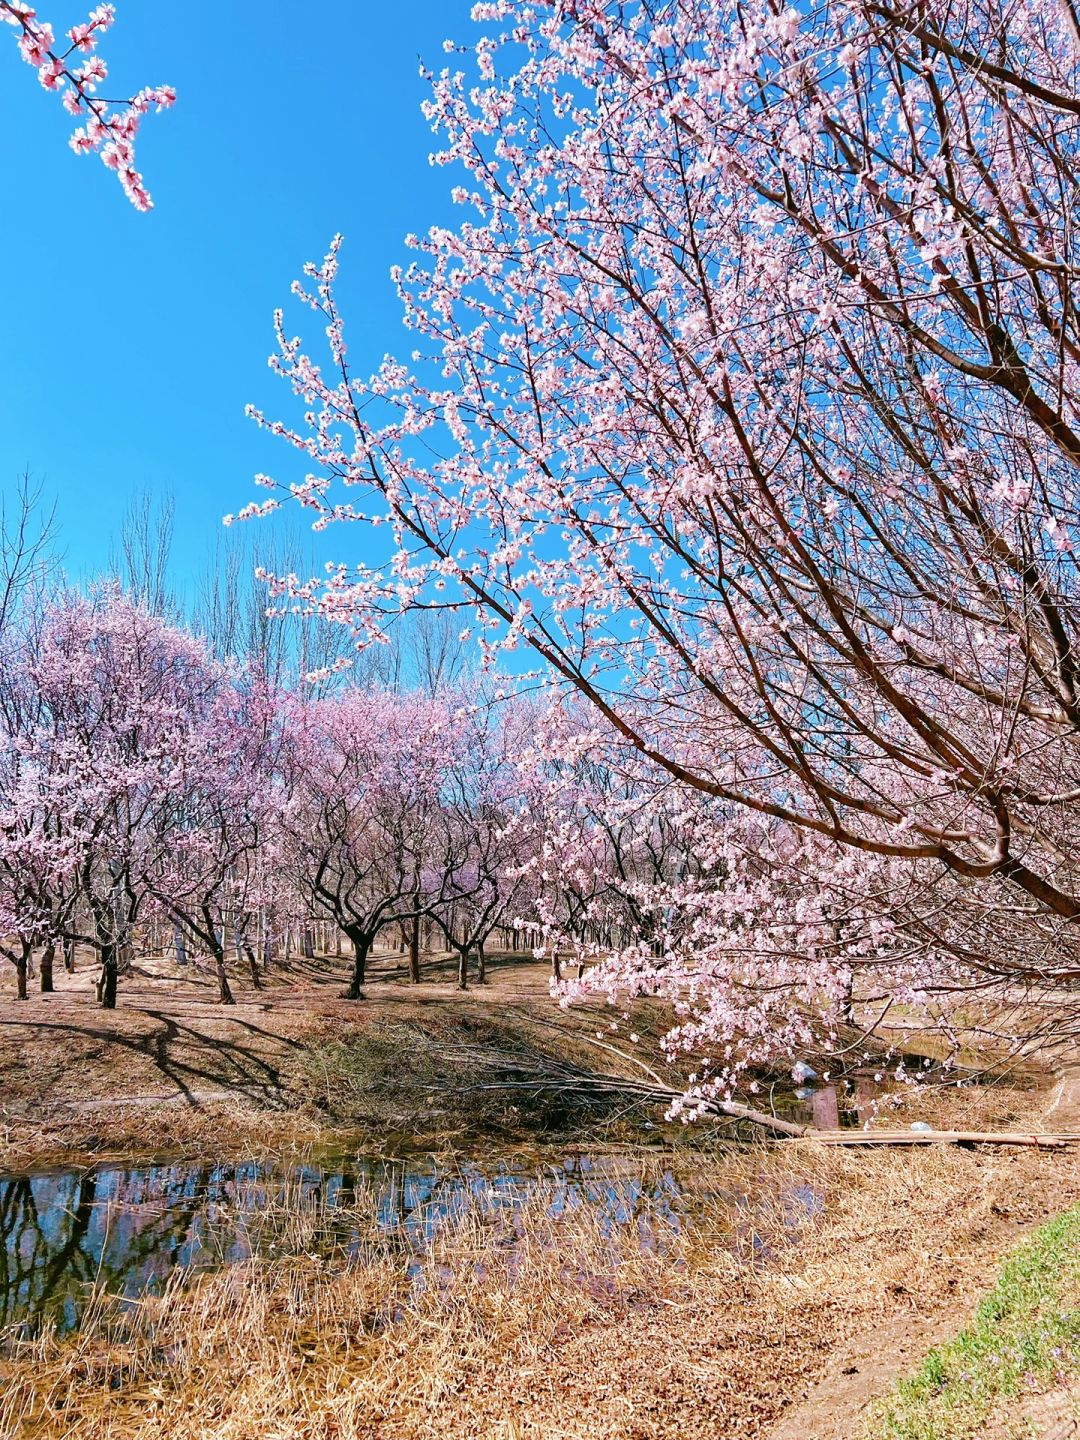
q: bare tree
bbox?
[0,473,56,638]
[111,490,177,618]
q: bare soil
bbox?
[0,945,680,1169]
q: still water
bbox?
[0,1149,824,1339]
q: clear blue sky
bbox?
[0,1,468,586]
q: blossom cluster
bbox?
[1,1,174,208]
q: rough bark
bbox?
[346,933,369,1000]
[409,917,421,984]
[97,942,118,1009]
[214,946,235,1005]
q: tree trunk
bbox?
[457,946,469,990]
[63,937,75,973]
[244,942,262,989]
[97,942,118,1009]
[302,926,315,960]
[15,945,28,1001]
[409,917,421,984]
[173,924,188,967]
[214,945,235,1005]
[839,966,855,1026]
[476,939,487,985]
[551,947,563,983]
[40,943,55,994]
[346,934,369,999]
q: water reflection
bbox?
[1,1153,806,1339]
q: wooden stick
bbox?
[807,1129,1079,1148]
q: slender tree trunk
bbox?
[63,936,75,973]
[97,941,118,1009]
[302,926,315,960]
[173,924,188,967]
[244,942,261,989]
[409,917,421,984]
[551,947,562,983]
[214,944,235,1005]
[476,939,487,985]
[839,967,855,1026]
[457,946,469,990]
[15,944,28,1001]
[346,934,369,1000]
[39,943,55,994]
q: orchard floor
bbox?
[0,945,651,1169]
[1,950,1079,1439]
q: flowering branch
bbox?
[1,1,174,209]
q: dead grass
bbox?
[4,949,1080,1437]
[3,1118,1079,1440]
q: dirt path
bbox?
[765,1055,1080,1440]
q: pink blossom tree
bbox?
[280,687,453,998]
[23,590,224,1007]
[1,1,174,209]
[244,0,1080,1019]
[141,680,281,1005]
[427,693,540,988]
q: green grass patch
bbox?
[865,1203,1080,1439]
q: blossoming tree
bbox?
[246,0,1080,1010]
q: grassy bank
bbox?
[865,1203,1080,1440]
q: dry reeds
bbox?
[3,1127,1077,1440]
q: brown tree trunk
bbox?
[63,937,76,973]
[457,946,469,990]
[15,945,28,1001]
[213,945,235,1004]
[476,940,487,985]
[245,944,262,989]
[97,942,118,1008]
[346,934,368,999]
[409,917,421,984]
[40,943,55,994]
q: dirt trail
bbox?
[765,1050,1080,1440]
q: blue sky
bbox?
[0,1,468,590]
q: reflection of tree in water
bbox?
[0,1155,702,1338]
[0,1164,228,1334]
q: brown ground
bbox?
[0,945,616,1169]
[2,949,1080,1438]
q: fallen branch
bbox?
[808,1129,1080,1148]
[426,1034,1078,1146]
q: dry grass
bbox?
[3,1116,1079,1440]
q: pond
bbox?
[0,1148,824,1339]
